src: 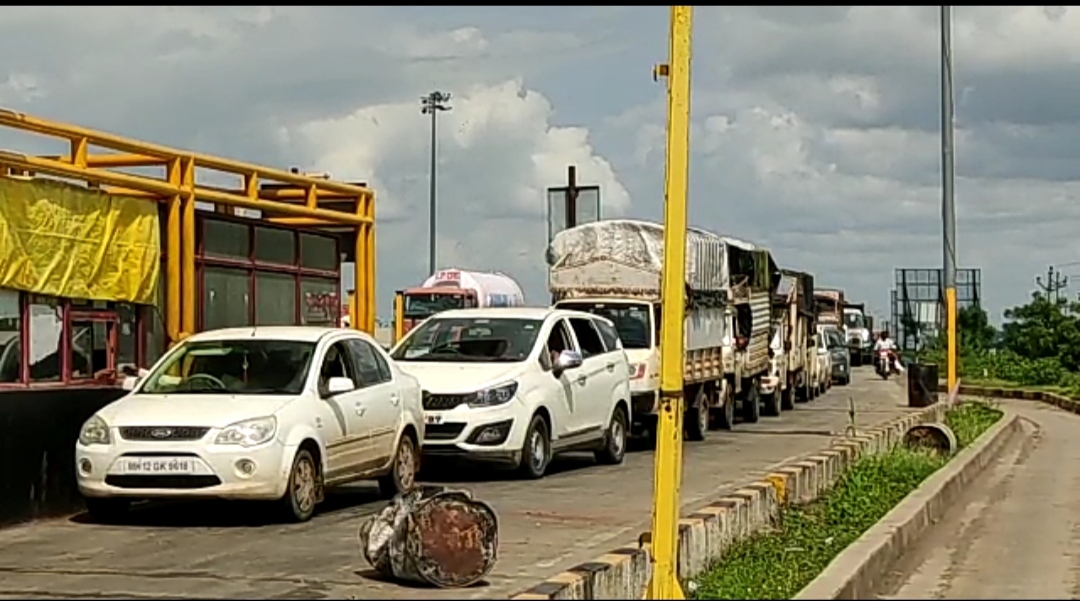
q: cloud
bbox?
[1,6,1078,324]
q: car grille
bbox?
[105,475,221,489]
[118,426,210,442]
[424,423,466,441]
[422,392,470,411]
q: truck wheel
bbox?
[595,405,628,465]
[780,381,796,411]
[517,414,551,479]
[761,387,782,417]
[685,386,709,442]
[741,380,760,423]
[795,376,809,404]
[711,384,735,431]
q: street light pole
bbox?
[941,6,958,391]
[421,91,452,275]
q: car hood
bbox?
[395,362,522,394]
[96,394,298,428]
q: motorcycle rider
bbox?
[873,331,901,373]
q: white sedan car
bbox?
[391,307,632,479]
[75,326,424,523]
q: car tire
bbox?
[518,414,551,479]
[741,380,761,424]
[595,405,628,465]
[84,498,131,523]
[279,448,319,523]
[378,433,419,499]
[685,386,709,442]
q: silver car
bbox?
[823,327,851,386]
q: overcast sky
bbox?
[2,6,1077,323]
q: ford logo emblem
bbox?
[150,428,172,439]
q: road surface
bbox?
[0,369,916,600]
[876,399,1080,599]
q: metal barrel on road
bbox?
[907,362,940,408]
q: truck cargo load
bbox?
[398,269,526,337]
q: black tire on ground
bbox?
[518,414,551,479]
[378,433,419,499]
[741,380,761,423]
[761,385,782,417]
[842,374,851,386]
[780,381,796,411]
[795,377,809,404]
[84,498,131,523]
[685,386,709,442]
[279,448,319,523]
[711,386,736,431]
[595,405,628,465]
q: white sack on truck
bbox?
[358,486,499,588]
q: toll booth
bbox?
[0,108,375,526]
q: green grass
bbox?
[693,402,1002,600]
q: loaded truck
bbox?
[394,268,526,339]
[546,219,777,442]
[814,288,845,327]
[763,270,817,411]
[843,302,873,366]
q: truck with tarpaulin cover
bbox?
[762,269,817,410]
[0,107,376,527]
[546,219,777,441]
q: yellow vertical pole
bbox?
[394,291,405,344]
[647,6,693,601]
[180,157,197,338]
[365,193,377,334]
[165,159,182,345]
[354,225,365,332]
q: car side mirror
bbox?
[553,350,583,376]
[326,376,356,395]
[121,376,140,391]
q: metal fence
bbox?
[890,267,982,353]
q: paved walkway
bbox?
[878,399,1080,599]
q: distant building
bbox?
[890,268,982,353]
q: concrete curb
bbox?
[937,382,1080,414]
[510,403,951,600]
[792,408,1021,600]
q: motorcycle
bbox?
[875,350,893,380]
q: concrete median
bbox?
[511,403,951,600]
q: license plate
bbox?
[122,457,194,475]
[425,414,443,425]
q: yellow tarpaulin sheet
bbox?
[0,177,160,304]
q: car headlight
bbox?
[215,416,277,447]
[79,415,111,446]
[468,382,518,408]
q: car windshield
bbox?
[556,302,652,349]
[140,339,316,395]
[391,317,541,362]
[844,312,865,329]
[826,330,846,349]
[404,293,466,319]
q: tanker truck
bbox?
[547,219,777,442]
[394,268,526,340]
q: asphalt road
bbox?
[876,399,1080,600]
[0,368,916,600]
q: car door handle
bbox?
[354,403,366,417]
[605,362,615,372]
[575,375,587,386]
[390,393,400,406]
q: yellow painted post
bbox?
[165,159,182,345]
[364,193,377,334]
[354,227,365,332]
[946,287,957,389]
[646,6,693,601]
[394,291,405,344]
[180,157,197,338]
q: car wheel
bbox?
[685,386,709,442]
[279,448,319,523]
[595,405,628,465]
[84,498,131,523]
[378,433,419,499]
[518,414,551,479]
[741,380,760,423]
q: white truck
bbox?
[395,269,526,338]
[546,219,777,441]
[762,270,817,411]
[843,303,872,366]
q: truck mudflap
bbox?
[359,485,499,588]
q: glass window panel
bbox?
[300,233,338,271]
[145,266,167,366]
[203,267,251,330]
[256,273,297,326]
[203,220,250,259]
[71,321,111,379]
[300,278,339,326]
[116,303,137,367]
[255,227,296,265]
[0,289,21,383]
[29,296,62,382]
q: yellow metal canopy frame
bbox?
[0,107,377,342]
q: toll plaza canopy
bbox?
[0,107,376,388]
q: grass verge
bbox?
[693,402,1003,600]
